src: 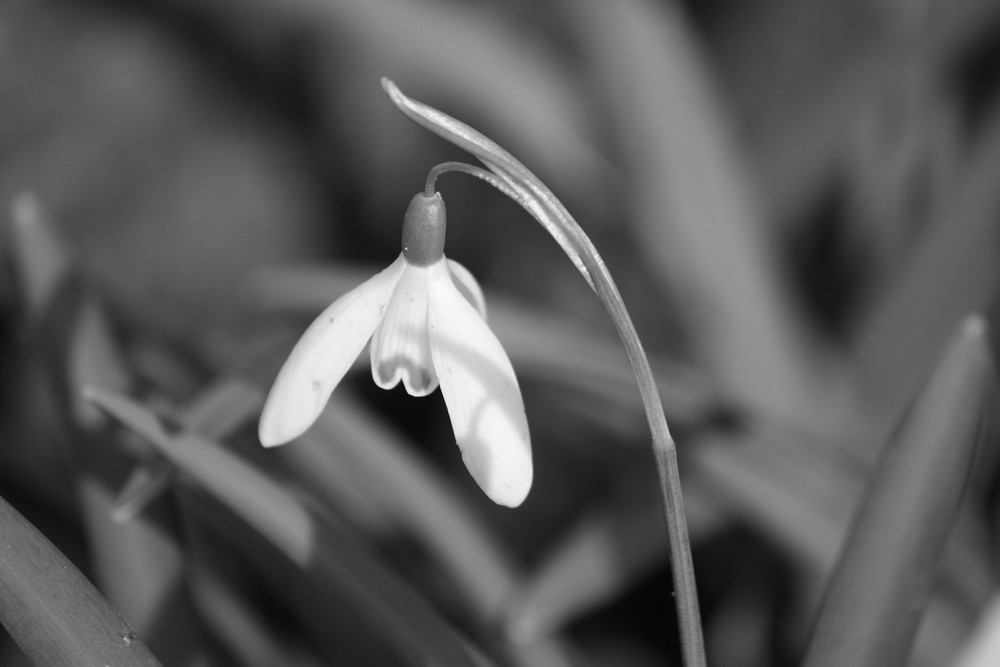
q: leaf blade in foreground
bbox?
[804,315,993,667]
[0,493,162,667]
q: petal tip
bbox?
[257,406,301,448]
[488,469,533,508]
[491,477,532,509]
[463,445,533,508]
[382,77,402,102]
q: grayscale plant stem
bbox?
[428,161,705,667]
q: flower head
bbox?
[259,192,532,507]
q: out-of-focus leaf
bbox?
[804,316,993,667]
[842,70,961,281]
[111,460,174,524]
[0,493,162,667]
[176,377,262,439]
[910,591,979,667]
[0,1,329,341]
[9,193,129,424]
[9,193,71,316]
[189,565,326,667]
[150,0,607,216]
[851,114,1000,417]
[693,432,848,576]
[310,393,520,621]
[85,386,313,567]
[84,387,489,667]
[690,421,990,667]
[8,196,205,666]
[503,498,676,642]
[283,427,397,536]
[105,350,573,664]
[265,385,576,665]
[692,415,992,645]
[112,377,263,522]
[738,0,996,233]
[951,596,1000,667]
[571,0,833,432]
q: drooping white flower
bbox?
[259,192,532,507]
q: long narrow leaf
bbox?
[84,387,313,567]
[504,498,671,642]
[570,0,829,432]
[309,393,519,620]
[8,196,205,665]
[112,378,263,522]
[952,596,1000,667]
[804,315,993,667]
[851,113,1000,416]
[188,565,326,667]
[0,493,162,667]
[84,387,488,667]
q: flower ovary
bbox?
[401,192,446,266]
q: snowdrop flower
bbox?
[259,192,532,507]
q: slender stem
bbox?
[426,162,524,205]
[429,163,705,667]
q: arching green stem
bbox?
[427,161,705,667]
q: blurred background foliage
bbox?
[2,0,1000,665]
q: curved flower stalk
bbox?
[259,192,532,508]
[383,79,705,667]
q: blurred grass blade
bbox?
[952,596,1000,667]
[851,113,1000,416]
[9,193,72,317]
[488,295,717,426]
[112,460,174,524]
[281,430,397,535]
[312,393,520,620]
[84,386,314,567]
[189,565,326,667]
[112,378,262,523]
[186,488,491,667]
[503,478,727,644]
[9,197,205,665]
[691,425,991,664]
[9,193,130,421]
[85,387,488,667]
[504,498,669,642]
[804,315,993,667]
[356,0,608,203]
[570,0,830,430]
[168,329,522,627]
[0,493,162,667]
[176,377,263,439]
[224,0,605,203]
[693,432,852,576]
[274,391,578,665]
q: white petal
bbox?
[427,262,531,507]
[447,258,487,320]
[259,255,406,446]
[370,263,438,397]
